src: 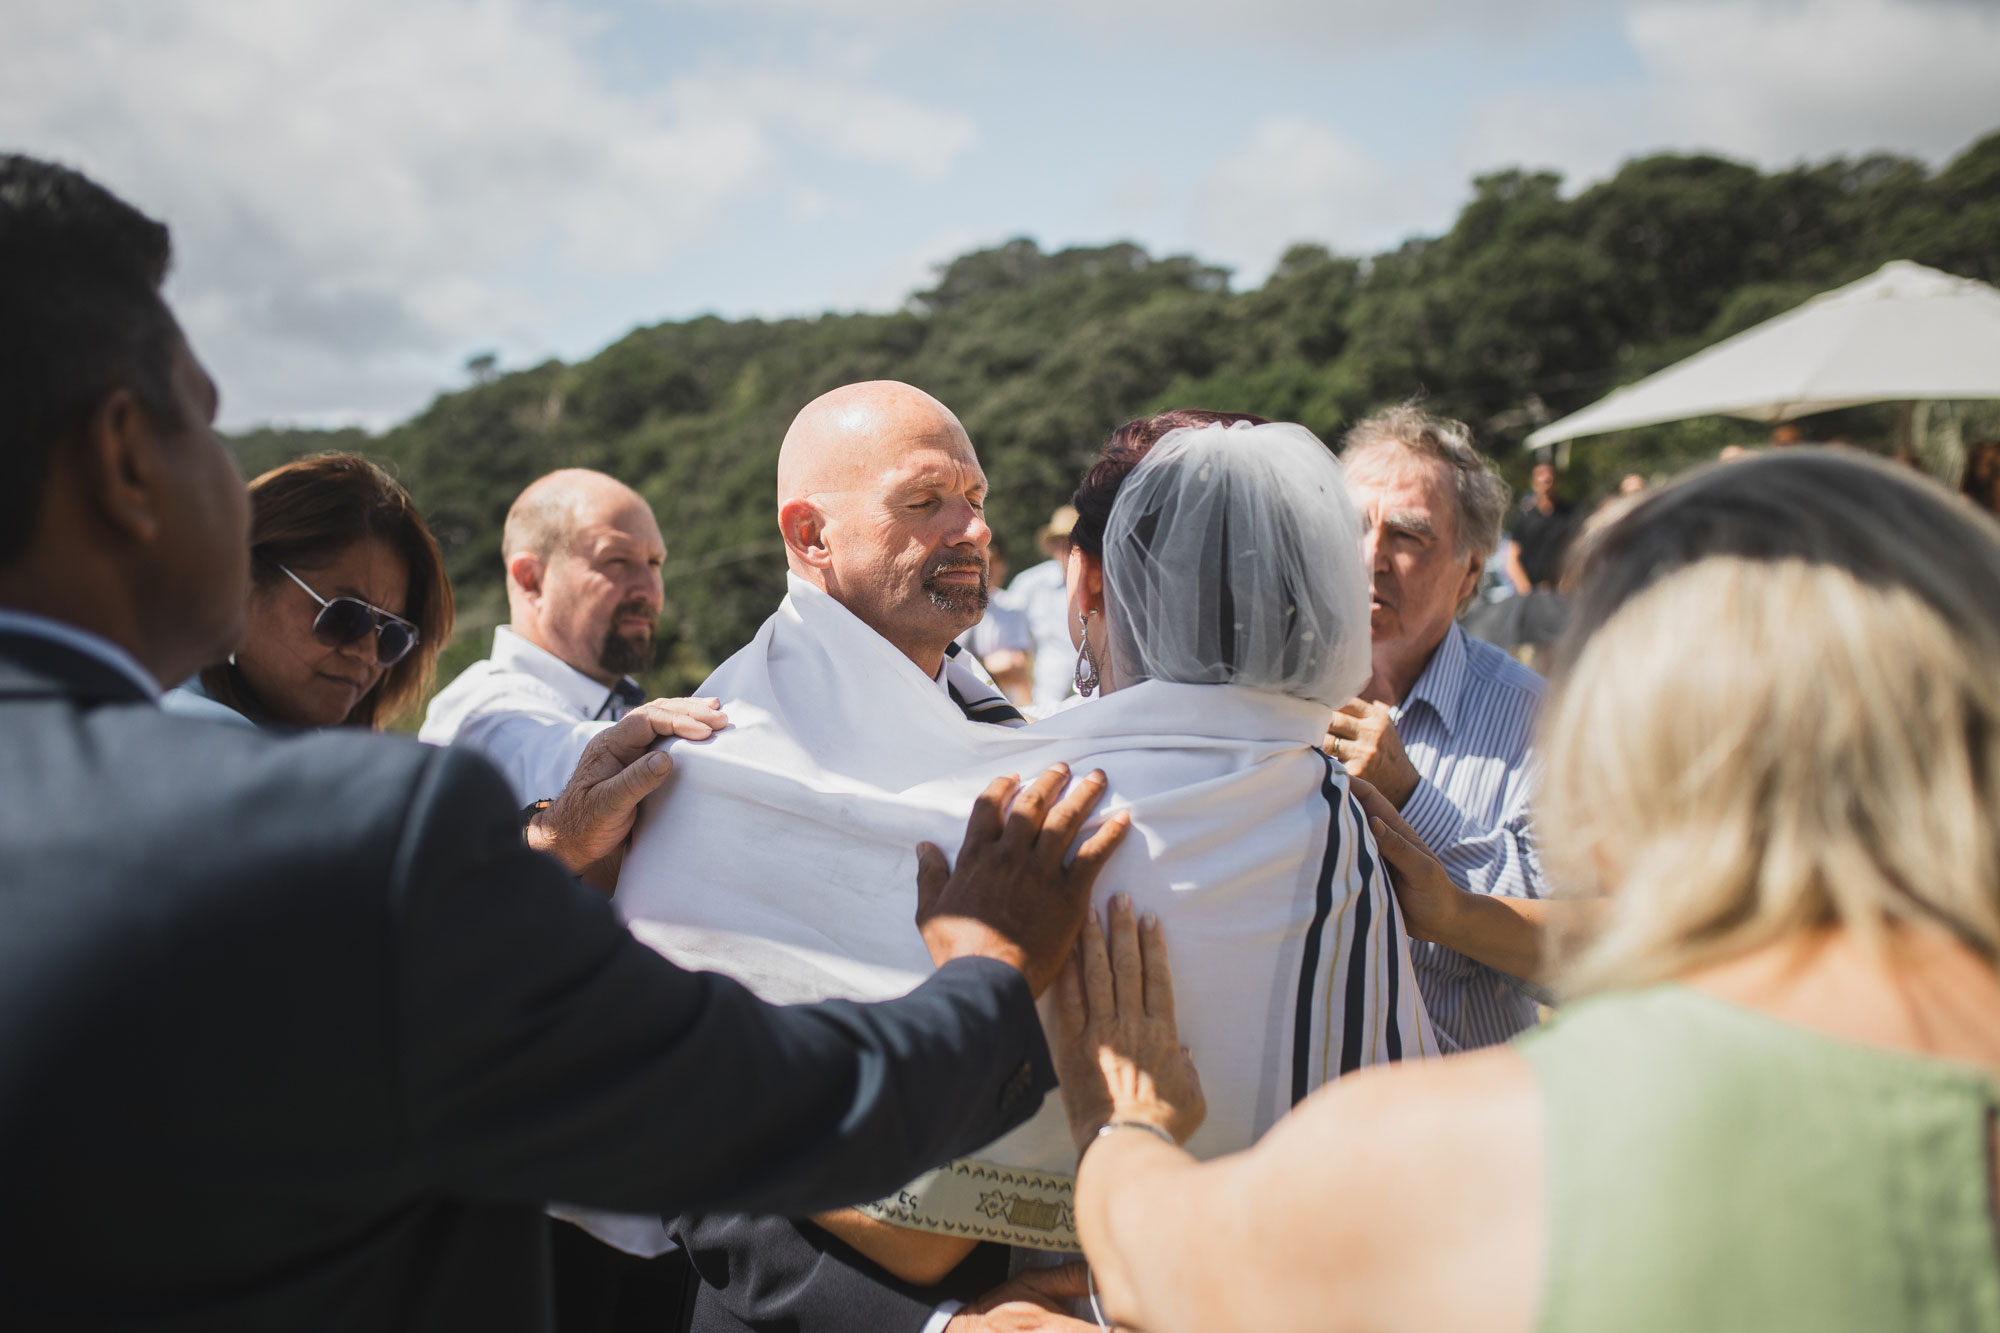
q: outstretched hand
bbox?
[528,697,729,882]
[1052,893,1205,1154]
[914,765,1130,997]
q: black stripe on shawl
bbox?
[1352,791,1402,1062]
[1292,752,1343,1105]
[947,680,1026,725]
[1337,835,1375,1077]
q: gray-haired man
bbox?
[1324,405,1549,1050]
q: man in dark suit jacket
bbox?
[0,154,1128,1332]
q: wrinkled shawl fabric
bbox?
[611,576,1437,1236]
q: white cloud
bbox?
[1630,0,2000,162]
[1461,0,2000,187]
[670,70,976,181]
[684,0,1605,53]
[1191,116,1445,281]
[829,224,998,312]
[0,0,977,426]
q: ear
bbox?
[78,388,170,547]
[1454,550,1482,606]
[1065,544,1104,616]
[507,550,545,599]
[779,497,833,569]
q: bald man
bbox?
[420,468,674,804]
[668,385,1089,1333]
[771,380,1020,723]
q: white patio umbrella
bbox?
[1528,260,2000,447]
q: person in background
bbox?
[1055,447,2000,1333]
[419,468,701,1329]
[954,532,1033,704]
[1618,472,1646,496]
[1962,439,2000,516]
[1010,504,1079,711]
[163,452,451,729]
[1503,459,1576,594]
[1326,405,1548,1050]
[420,468,668,804]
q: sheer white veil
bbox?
[1100,421,1371,708]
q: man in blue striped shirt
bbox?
[1326,405,1549,1051]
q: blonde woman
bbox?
[1052,448,2000,1332]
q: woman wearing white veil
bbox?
[610,415,1436,1310]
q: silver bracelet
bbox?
[1093,1119,1178,1150]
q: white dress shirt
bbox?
[418,626,635,804]
[1008,558,1076,709]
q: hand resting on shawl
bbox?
[526,696,729,887]
[912,763,1131,997]
[1352,777,1601,985]
[810,763,1133,1288]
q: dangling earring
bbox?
[1073,610,1100,696]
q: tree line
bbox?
[230,130,2000,697]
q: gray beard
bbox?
[923,565,989,621]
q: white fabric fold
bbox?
[611,575,1438,1240]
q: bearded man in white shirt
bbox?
[421,468,679,803]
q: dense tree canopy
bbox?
[230,132,2000,698]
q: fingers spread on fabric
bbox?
[1107,894,1145,1016]
[1003,764,1069,846]
[1139,912,1175,1023]
[1052,946,1085,1041]
[913,841,949,915]
[1068,810,1130,880]
[1080,908,1114,1018]
[1034,768,1106,868]
[962,774,1017,852]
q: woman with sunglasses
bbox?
[166,453,453,729]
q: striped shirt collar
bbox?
[1393,621,1470,740]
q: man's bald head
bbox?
[775,381,991,676]
[503,468,650,563]
[776,381,972,508]
[503,468,666,686]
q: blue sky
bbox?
[4,0,1997,428]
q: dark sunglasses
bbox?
[279,564,419,668]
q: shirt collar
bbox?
[0,609,162,700]
[489,625,627,719]
[1393,621,1469,738]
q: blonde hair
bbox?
[1540,448,2000,995]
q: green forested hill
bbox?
[230,133,2000,696]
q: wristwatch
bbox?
[519,798,553,834]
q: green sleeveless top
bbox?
[1516,985,2000,1333]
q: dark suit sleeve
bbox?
[388,746,1054,1217]
[670,1214,962,1333]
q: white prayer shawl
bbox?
[614,576,1437,1247]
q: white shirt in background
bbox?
[952,583,1032,667]
[418,625,633,803]
[1008,558,1076,709]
